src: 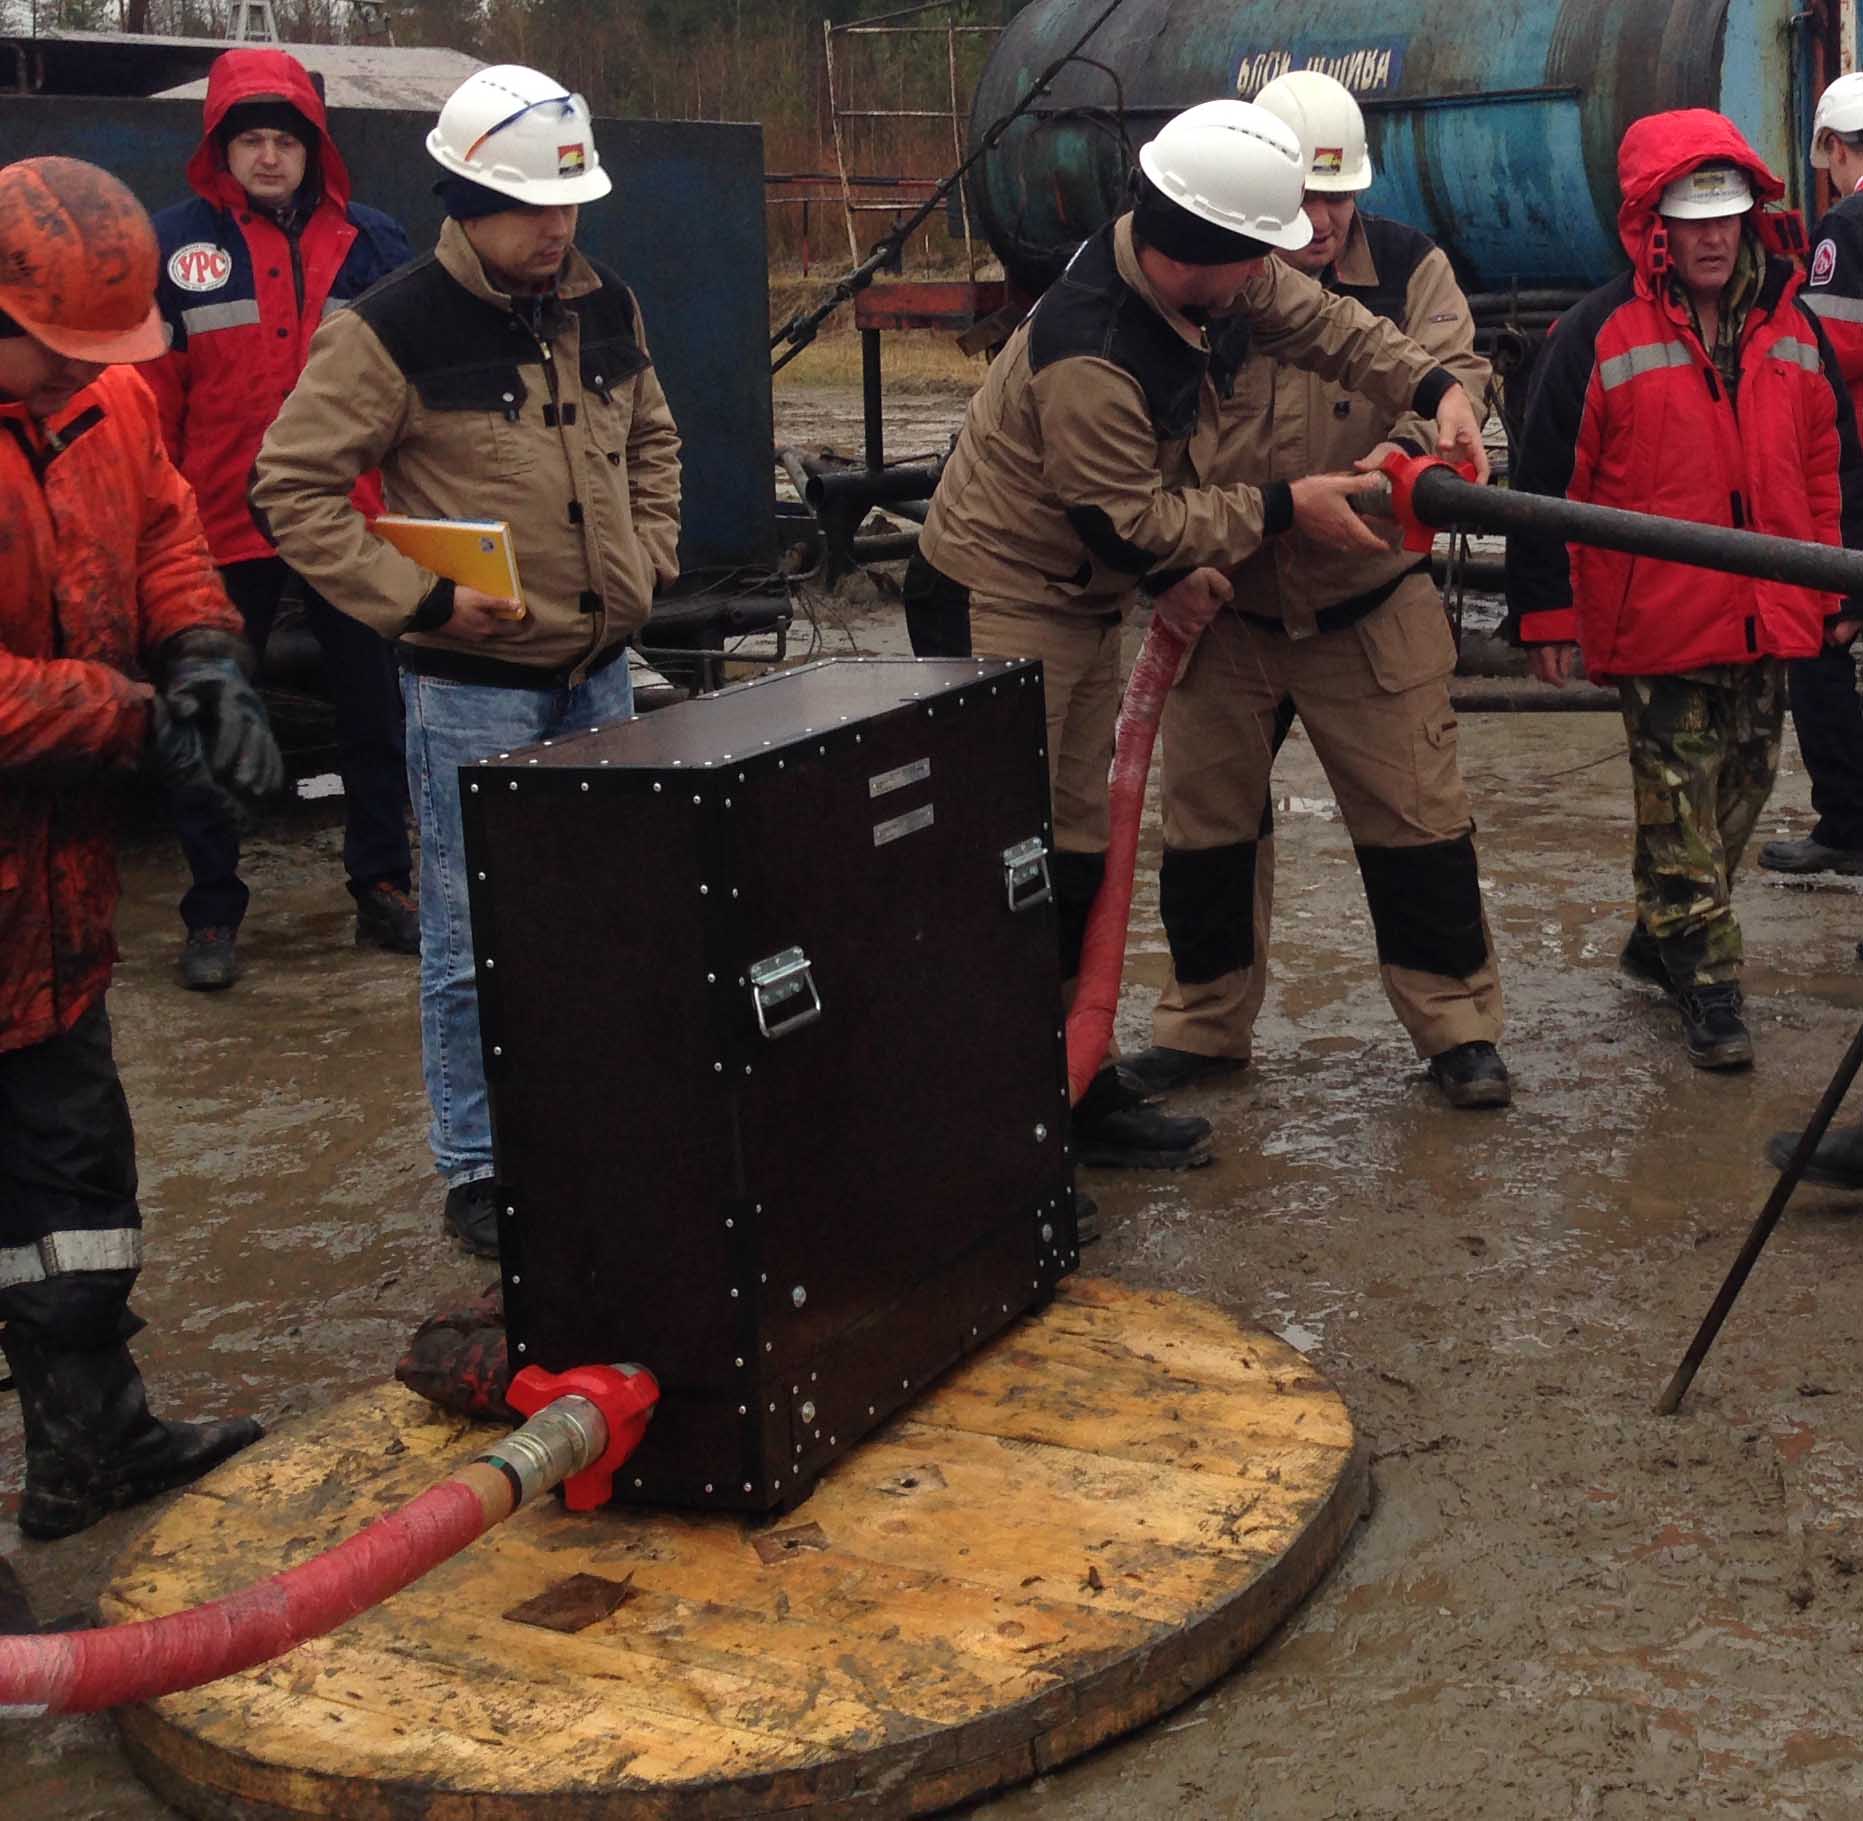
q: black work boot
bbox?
[1427,1040,1513,1109]
[1764,1121,1863,1188]
[1620,924,1675,995]
[443,1178,502,1257]
[1073,1190,1101,1247]
[1123,1045,1248,1096]
[1676,982,1753,1071]
[1073,1064,1213,1170]
[0,1324,262,1541]
[355,882,420,955]
[179,925,239,991]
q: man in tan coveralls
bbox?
[1128,71,1510,1111]
[909,98,1490,1168]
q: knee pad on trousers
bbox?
[1160,841,1259,983]
[1356,833,1488,978]
[1050,848,1108,982]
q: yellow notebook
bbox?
[371,515,524,612]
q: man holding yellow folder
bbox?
[254,65,682,1256]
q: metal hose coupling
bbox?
[476,1394,607,1505]
[499,1361,661,1510]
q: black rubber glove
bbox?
[162,655,285,799]
[147,693,235,822]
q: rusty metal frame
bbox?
[822,0,1002,281]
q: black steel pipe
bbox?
[1409,468,1863,598]
[800,461,944,512]
[1432,553,1507,592]
[862,330,885,472]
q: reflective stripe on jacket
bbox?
[0,369,242,1052]
[1802,187,1863,414]
[145,48,411,565]
[1204,211,1489,638]
[1507,110,1863,675]
[252,220,683,681]
[919,213,1457,621]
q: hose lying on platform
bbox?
[0,1364,657,1719]
[1065,596,1219,1103]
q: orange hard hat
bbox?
[0,157,166,363]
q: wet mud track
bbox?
[8,398,1863,1817]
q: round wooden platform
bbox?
[105,1278,1365,1821]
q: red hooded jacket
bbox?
[0,369,243,1052]
[1505,110,1863,677]
[146,50,410,567]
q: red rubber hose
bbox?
[0,1473,501,1717]
[1065,616,1192,1103]
[0,1365,657,1719]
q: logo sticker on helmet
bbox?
[1313,146,1344,176]
[168,242,232,292]
[557,143,586,177]
[1812,237,1838,287]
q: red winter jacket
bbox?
[146,49,409,566]
[1505,110,1863,678]
[0,368,243,1053]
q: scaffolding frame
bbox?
[821,0,1001,279]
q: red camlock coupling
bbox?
[1376,448,1482,553]
[506,1361,660,1510]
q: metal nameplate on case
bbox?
[868,757,931,800]
[873,803,935,848]
[1002,836,1052,912]
[748,948,822,1039]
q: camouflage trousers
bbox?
[1618,661,1784,987]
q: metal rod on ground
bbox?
[1655,1021,1863,1415]
[1406,465,1863,596]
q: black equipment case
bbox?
[461,656,1078,1513]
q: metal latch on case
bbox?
[748,947,823,1039]
[1002,837,1052,913]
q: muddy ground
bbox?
[10,386,1863,1819]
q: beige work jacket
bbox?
[253,219,682,681]
[919,213,1454,621]
[1211,212,1490,638]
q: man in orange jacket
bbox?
[0,158,276,1538]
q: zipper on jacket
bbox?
[1702,367,1721,402]
[1730,491,1746,528]
[530,332,588,532]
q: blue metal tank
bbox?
[968,0,1844,295]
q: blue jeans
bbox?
[401,658,634,1186]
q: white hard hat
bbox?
[427,64,612,206]
[1137,99,1313,252]
[1252,69,1374,193]
[1658,161,1754,219]
[1812,71,1863,167]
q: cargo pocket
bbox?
[413,363,536,479]
[1413,704,1464,816]
[1356,593,1456,693]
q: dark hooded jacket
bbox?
[147,48,411,565]
[1506,109,1863,676]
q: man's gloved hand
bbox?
[147,693,235,821]
[163,655,285,799]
